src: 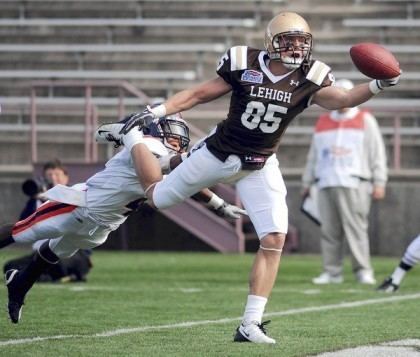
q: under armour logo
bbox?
[245,156,252,160]
[290,80,300,86]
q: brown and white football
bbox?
[350,43,400,79]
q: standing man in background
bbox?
[302,79,388,285]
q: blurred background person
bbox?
[302,79,388,285]
[20,159,69,220]
[377,233,420,292]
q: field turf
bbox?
[0,250,419,356]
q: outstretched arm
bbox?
[162,77,232,115]
[312,76,400,110]
[119,77,232,135]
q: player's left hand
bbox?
[215,203,247,219]
[377,73,401,89]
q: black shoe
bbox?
[5,269,25,323]
[377,276,399,293]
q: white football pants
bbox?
[153,144,288,238]
[12,202,114,258]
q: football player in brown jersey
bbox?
[96,12,400,344]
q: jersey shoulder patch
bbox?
[229,46,248,71]
[306,60,331,86]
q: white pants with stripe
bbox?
[153,144,288,238]
[12,203,114,258]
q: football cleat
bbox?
[234,320,276,344]
[377,277,399,293]
[95,123,124,147]
[312,272,343,285]
[356,270,376,285]
[5,269,25,324]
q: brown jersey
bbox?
[205,46,334,163]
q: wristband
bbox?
[149,104,167,118]
[207,194,224,209]
[123,129,144,152]
[368,80,382,95]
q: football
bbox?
[349,43,400,79]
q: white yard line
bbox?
[314,339,420,357]
[1,292,420,347]
[41,285,364,294]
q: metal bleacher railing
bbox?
[6,79,207,163]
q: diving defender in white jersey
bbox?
[97,12,400,344]
[0,113,245,324]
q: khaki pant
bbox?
[318,183,373,277]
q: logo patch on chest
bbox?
[241,70,263,84]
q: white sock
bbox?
[242,295,267,325]
[391,267,407,285]
[123,129,144,152]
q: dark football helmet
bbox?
[145,113,190,153]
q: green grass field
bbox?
[0,250,419,356]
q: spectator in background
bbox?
[377,234,420,292]
[302,79,388,285]
[20,159,69,220]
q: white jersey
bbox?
[85,137,170,227]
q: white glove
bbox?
[369,74,401,94]
[207,194,247,219]
[215,202,248,219]
[377,74,401,89]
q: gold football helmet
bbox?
[264,12,312,69]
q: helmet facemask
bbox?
[270,31,312,69]
[147,114,190,153]
[264,12,313,70]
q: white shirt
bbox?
[302,107,388,189]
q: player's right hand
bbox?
[119,107,157,135]
[215,202,247,219]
